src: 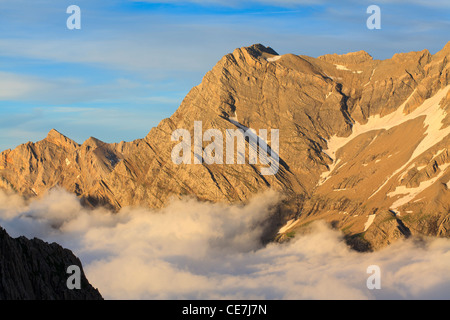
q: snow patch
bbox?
[227,111,280,172]
[267,55,282,62]
[388,163,450,210]
[334,64,363,74]
[229,111,238,123]
[364,68,377,86]
[326,85,450,164]
[368,134,378,147]
[360,85,450,198]
[335,64,351,71]
[364,214,376,231]
[398,164,416,181]
[432,148,447,159]
[318,85,450,197]
[278,219,297,234]
[318,159,341,186]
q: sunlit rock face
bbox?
[1,42,450,250]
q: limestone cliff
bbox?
[1,42,450,250]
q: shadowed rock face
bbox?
[1,42,450,250]
[0,226,102,300]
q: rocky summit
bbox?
[1,42,450,251]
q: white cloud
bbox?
[0,71,54,100]
[0,69,156,103]
[1,188,450,300]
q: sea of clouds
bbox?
[1,188,450,300]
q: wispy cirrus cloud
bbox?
[0,70,153,103]
[0,71,50,100]
[0,0,449,152]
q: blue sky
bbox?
[0,0,449,150]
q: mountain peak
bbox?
[346,50,373,59]
[434,40,450,59]
[1,43,450,252]
[46,128,64,139]
[45,129,78,150]
[232,44,279,61]
[318,50,374,65]
[82,136,104,149]
[248,44,279,56]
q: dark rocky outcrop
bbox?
[0,226,102,300]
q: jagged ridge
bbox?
[1,42,450,250]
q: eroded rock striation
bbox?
[1,42,450,250]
